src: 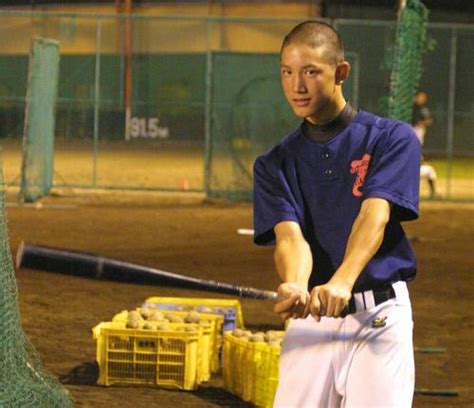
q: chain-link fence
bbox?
[0,10,472,200]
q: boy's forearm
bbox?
[274,237,313,288]
[331,198,390,288]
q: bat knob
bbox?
[16,240,25,269]
[340,305,349,318]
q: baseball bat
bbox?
[16,242,279,301]
[414,388,459,397]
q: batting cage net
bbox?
[20,37,60,203]
[206,52,297,200]
[206,51,359,201]
[0,166,73,406]
[0,9,473,201]
[388,0,429,122]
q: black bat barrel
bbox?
[16,242,279,301]
[18,242,106,279]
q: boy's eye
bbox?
[305,69,316,75]
[281,69,291,75]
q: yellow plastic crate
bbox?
[222,333,248,398]
[253,344,281,408]
[222,331,283,408]
[111,310,215,382]
[92,321,200,390]
[143,296,244,330]
[123,308,224,374]
[148,309,224,374]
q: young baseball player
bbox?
[412,91,437,198]
[253,21,420,407]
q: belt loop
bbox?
[392,281,409,304]
[364,289,376,309]
[353,292,364,312]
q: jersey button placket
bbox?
[322,150,333,178]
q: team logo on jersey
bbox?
[350,154,372,197]
[371,316,387,328]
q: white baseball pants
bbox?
[273,281,414,408]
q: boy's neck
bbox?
[306,93,347,125]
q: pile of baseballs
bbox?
[125,308,205,331]
[231,329,284,347]
[155,304,235,316]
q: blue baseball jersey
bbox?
[253,110,421,292]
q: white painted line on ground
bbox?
[237,228,254,236]
[6,203,77,210]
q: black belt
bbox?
[341,284,396,317]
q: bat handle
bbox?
[239,287,280,301]
[340,305,350,318]
[260,290,280,301]
[268,293,350,317]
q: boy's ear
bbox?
[335,61,351,85]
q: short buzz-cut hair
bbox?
[281,20,345,65]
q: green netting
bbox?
[206,51,359,201]
[20,37,60,203]
[0,167,74,407]
[206,52,298,201]
[0,12,472,200]
[388,0,429,122]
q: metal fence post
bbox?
[203,18,213,197]
[93,17,102,188]
[446,27,457,199]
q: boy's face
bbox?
[280,43,339,123]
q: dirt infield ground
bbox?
[2,139,473,200]
[5,190,474,407]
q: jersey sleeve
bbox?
[363,123,421,221]
[253,154,299,245]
